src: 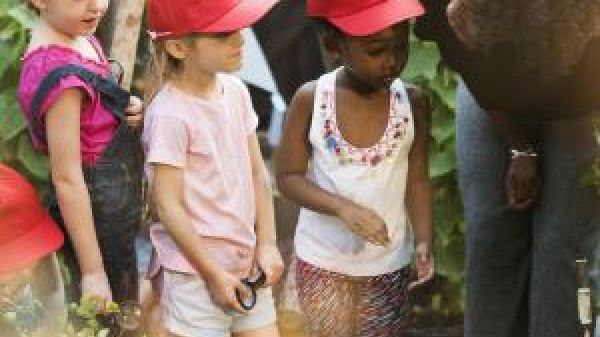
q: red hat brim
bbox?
[201,0,277,33]
[0,212,63,275]
[328,0,425,36]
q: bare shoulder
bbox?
[288,80,318,118]
[292,80,317,105]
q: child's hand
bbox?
[125,95,143,129]
[408,242,434,291]
[506,156,539,210]
[338,201,389,246]
[254,244,284,286]
[205,270,251,314]
[81,270,113,310]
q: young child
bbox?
[18,0,144,308]
[142,1,284,336]
[0,164,65,337]
[276,1,435,336]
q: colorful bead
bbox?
[326,137,337,150]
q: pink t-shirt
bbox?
[18,38,118,166]
[143,74,259,278]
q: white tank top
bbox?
[294,68,415,276]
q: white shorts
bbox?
[159,268,277,337]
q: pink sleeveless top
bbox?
[18,37,118,166]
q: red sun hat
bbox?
[0,164,63,275]
[147,0,278,40]
[307,0,425,36]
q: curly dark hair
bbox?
[450,0,600,85]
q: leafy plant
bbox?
[1,292,141,337]
[61,297,141,337]
[403,34,465,323]
[0,1,50,195]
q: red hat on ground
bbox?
[147,0,278,40]
[0,164,63,275]
[307,0,425,36]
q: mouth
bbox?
[81,17,99,26]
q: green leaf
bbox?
[0,19,19,39]
[403,40,440,81]
[0,89,26,141]
[7,4,35,29]
[430,71,457,109]
[429,148,456,178]
[16,132,49,180]
[435,236,465,282]
[430,105,455,145]
[0,29,27,78]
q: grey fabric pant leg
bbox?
[456,82,600,337]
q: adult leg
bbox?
[530,113,600,337]
[456,82,531,337]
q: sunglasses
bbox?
[235,269,266,311]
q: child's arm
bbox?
[247,134,283,286]
[152,164,249,313]
[276,82,389,246]
[405,86,434,290]
[45,88,112,302]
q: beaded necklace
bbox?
[321,82,412,167]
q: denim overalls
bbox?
[29,65,143,306]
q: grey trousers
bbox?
[456,82,600,337]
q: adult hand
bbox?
[338,201,389,246]
[506,156,540,210]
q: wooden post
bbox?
[97,0,144,90]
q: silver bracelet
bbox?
[509,147,538,159]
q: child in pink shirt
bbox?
[143,1,283,336]
[18,0,144,313]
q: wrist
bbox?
[509,144,538,160]
[415,240,432,251]
[79,260,105,275]
[333,198,351,217]
[256,240,277,250]
[201,265,225,283]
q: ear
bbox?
[164,39,190,61]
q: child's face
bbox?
[30,0,109,37]
[178,30,245,75]
[337,22,410,89]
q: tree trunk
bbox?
[96,0,144,90]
